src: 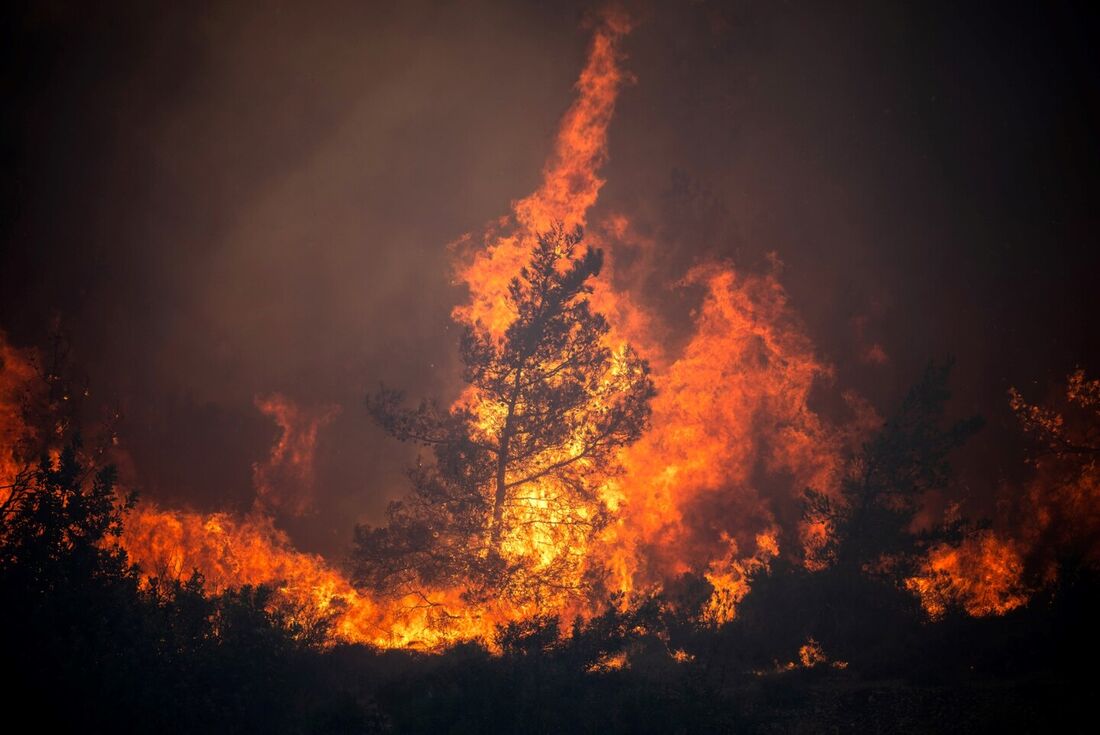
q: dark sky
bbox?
[3,0,1098,557]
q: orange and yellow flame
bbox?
[906,531,1030,618]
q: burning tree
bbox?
[1009,369,1100,568]
[805,362,983,577]
[354,226,654,605]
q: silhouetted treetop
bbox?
[804,361,983,574]
[356,225,654,603]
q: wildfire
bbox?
[3,6,1076,653]
[597,265,861,600]
[0,9,868,647]
[119,393,533,649]
[122,501,515,649]
[101,8,644,648]
[445,8,859,628]
[906,369,1100,617]
[107,6,843,645]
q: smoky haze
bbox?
[2,0,1098,558]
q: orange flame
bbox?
[117,394,526,648]
[0,335,39,502]
[252,393,339,516]
[121,502,513,649]
[597,266,853,602]
[906,531,1030,618]
[452,7,633,337]
[905,370,1100,618]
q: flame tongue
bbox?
[453,9,632,338]
[513,9,633,234]
[603,266,844,594]
[252,393,340,517]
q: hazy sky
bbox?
[3,0,1098,556]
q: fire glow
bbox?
[0,9,1066,651]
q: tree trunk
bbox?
[489,367,523,553]
[489,444,509,552]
